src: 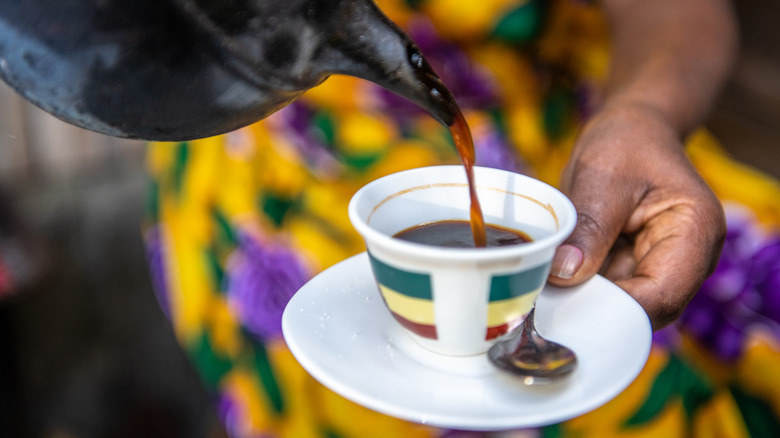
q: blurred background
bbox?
[0,0,779,437]
[0,78,226,436]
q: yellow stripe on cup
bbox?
[486,287,541,327]
[377,284,436,325]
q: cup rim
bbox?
[348,166,577,262]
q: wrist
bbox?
[580,100,681,151]
[594,97,683,139]
[567,99,689,180]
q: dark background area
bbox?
[706,0,780,178]
[0,1,779,437]
[0,177,225,438]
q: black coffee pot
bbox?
[0,0,458,141]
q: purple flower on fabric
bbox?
[217,393,275,438]
[438,430,491,438]
[145,225,171,319]
[227,232,310,341]
[473,126,525,173]
[713,317,747,361]
[440,428,538,437]
[678,206,780,362]
[652,325,681,349]
[216,393,241,436]
[270,101,341,173]
[279,99,314,135]
[749,238,780,318]
[575,81,598,121]
[377,18,498,122]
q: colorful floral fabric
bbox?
[144,0,780,437]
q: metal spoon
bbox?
[487,307,577,384]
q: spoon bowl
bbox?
[487,307,577,384]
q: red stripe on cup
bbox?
[486,323,510,340]
[390,311,438,340]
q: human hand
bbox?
[547,103,726,330]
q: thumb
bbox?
[548,166,643,286]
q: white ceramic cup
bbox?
[348,165,577,356]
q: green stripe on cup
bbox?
[367,252,433,300]
[489,263,551,301]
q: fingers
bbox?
[619,197,725,329]
[615,237,705,330]
[599,235,636,280]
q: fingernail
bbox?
[551,244,583,279]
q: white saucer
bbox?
[282,253,651,431]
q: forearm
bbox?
[599,0,738,137]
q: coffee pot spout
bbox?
[314,1,458,126]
